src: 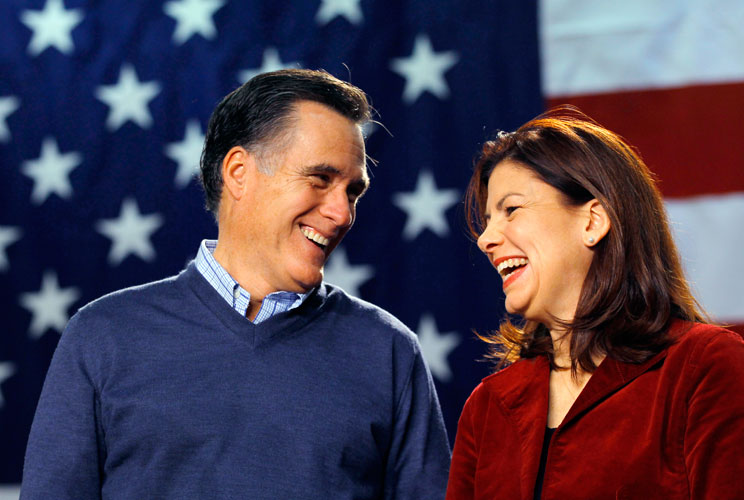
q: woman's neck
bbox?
[546,329,606,428]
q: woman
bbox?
[446,109,744,499]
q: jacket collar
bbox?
[563,319,692,427]
[561,348,666,427]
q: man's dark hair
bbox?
[199,68,371,215]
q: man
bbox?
[21,69,451,498]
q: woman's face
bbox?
[477,160,594,329]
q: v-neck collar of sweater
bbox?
[180,262,328,347]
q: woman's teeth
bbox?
[301,227,329,247]
[496,258,528,278]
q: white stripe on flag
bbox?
[0,485,20,500]
[540,0,744,96]
[666,193,744,323]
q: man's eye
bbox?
[312,174,331,185]
[347,189,364,204]
[505,206,519,216]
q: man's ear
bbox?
[221,146,257,201]
[582,199,611,247]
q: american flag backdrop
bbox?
[1,0,742,495]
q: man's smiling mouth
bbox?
[301,226,330,249]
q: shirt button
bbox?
[233,288,240,300]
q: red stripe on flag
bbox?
[547,82,744,198]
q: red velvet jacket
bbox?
[446,322,744,499]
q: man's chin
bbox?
[290,270,324,293]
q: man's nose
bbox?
[320,188,354,228]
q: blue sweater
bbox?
[21,263,451,499]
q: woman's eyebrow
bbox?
[495,192,522,210]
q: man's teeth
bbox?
[301,227,330,247]
[496,258,528,277]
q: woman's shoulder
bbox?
[669,320,744,351]
[482,355,547,382]
[465,355,548,406]
[667,320,744,368]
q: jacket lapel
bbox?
[491,356,551,498]
[561,349,668,428]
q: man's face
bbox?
[235,100,368,295]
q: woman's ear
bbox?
[583,199,611,247]
[221,146,256,201]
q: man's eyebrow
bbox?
[301,164,341,176]
[495,192,522,211]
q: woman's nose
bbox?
[477,221,503,254]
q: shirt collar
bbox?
[194,239,311,323]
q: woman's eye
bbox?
[505,206,519,216]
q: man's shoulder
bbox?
[52,269,194,364]
[72,268,189,328]
[320,282,417,342]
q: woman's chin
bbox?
[503,300,525,317]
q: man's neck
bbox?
[213,240,263,300]
[246,300,262,321]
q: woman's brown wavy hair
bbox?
[466,107,708,373]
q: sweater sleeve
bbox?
[384,342,451,500]
[446,386,479,500]
[21,313,104,499]
[684,328,744,499]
